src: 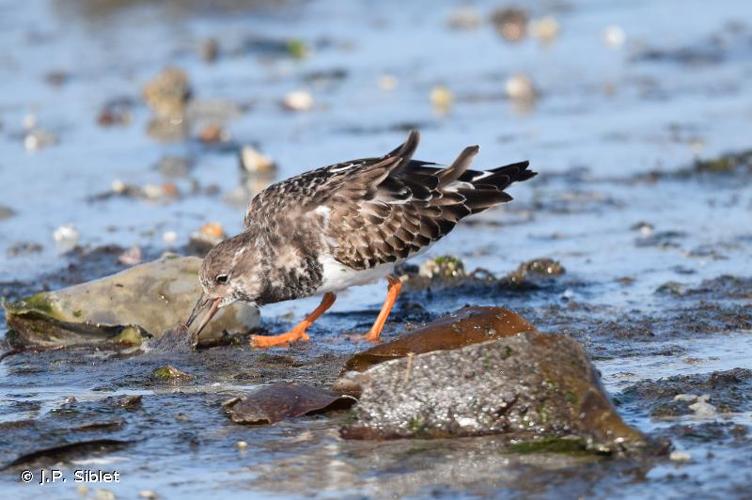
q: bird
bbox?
[185,130,536,347]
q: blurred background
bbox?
[2,0,751,284]
[2,1,752,498]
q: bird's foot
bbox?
[250,327,310,348]
[347,330,382,343]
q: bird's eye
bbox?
[215,274,229,284]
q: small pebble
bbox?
[240,146,277,174]
[143,67,192,117]
[200,222,225,240]
[198,123,227,143]
[0,205,15,220]
[530,16,560,43]
[491,7,528,42]
[674,394,698,402]
[200,37,219,62]
[161,183,180,198]
[118,246,143,266]
[53,224,80,251]
[689,395,717,417]
[378,74,398,91]
[604,25,626,48]
[94,489,116,500]
[24,128,58,151]
[162,230,178,245]
[430,85,454,113]
[138,490,159,499]
[670,450,692,462]
[111,179,127,193]
[142,184,163,200]
[282,90,314,111]
[505,74,537,101]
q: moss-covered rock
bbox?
[3,256,259,349]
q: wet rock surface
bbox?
[617,368,752,417]
[224,383,355,425]
[341,332,648,454]
[4,256,259,349]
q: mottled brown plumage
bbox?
[186,131,536,346]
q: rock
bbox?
[24,128,58,151]
[378,74,398,91]
[188,222,225,255]
[199,37,219,62]
[223,384,356,425]
[669,450,692,462]
[530,16,560,44]
[117,246,142,266]
[143,67,192,118]
[418,255,465,280]
[688,395,717,417]
[501,258,565,289]
[490,7,528,42]
[338,307,535,376]
[1,439,130,469]
[151,365,192,382]
[97,97,133,127]
[429,85,453,113]
[505,74,538,102]
[617,368,752,417]
[281,90,314,112]
[3,255,259,349]
[52,224,80,253]
[0,204,16,220]
[693,150,752,174]
[339,329,648,455]
[198,122,228,144]
[603,25,626,48]
[239,145,277,175]
[286,39,308,59]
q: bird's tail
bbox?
[436,146,536,214]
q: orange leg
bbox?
[362,276,402,342]
[251,292,336,348]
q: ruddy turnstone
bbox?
[185,130,536,347]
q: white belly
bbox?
[316,253,396,294]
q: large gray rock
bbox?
[340,331,648,454]
[4,255,259,349]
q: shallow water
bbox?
[1,0,752,498]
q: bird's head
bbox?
[184,232,260,336]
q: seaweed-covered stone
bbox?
[501,258,566,288]
[3,255,259,349]
[340,332,647,454]
[617,368,752,417]
[151,365,193,383]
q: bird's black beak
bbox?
[185,292,222,338]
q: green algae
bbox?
[508,437,591,455]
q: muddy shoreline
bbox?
[2,0,752,497]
